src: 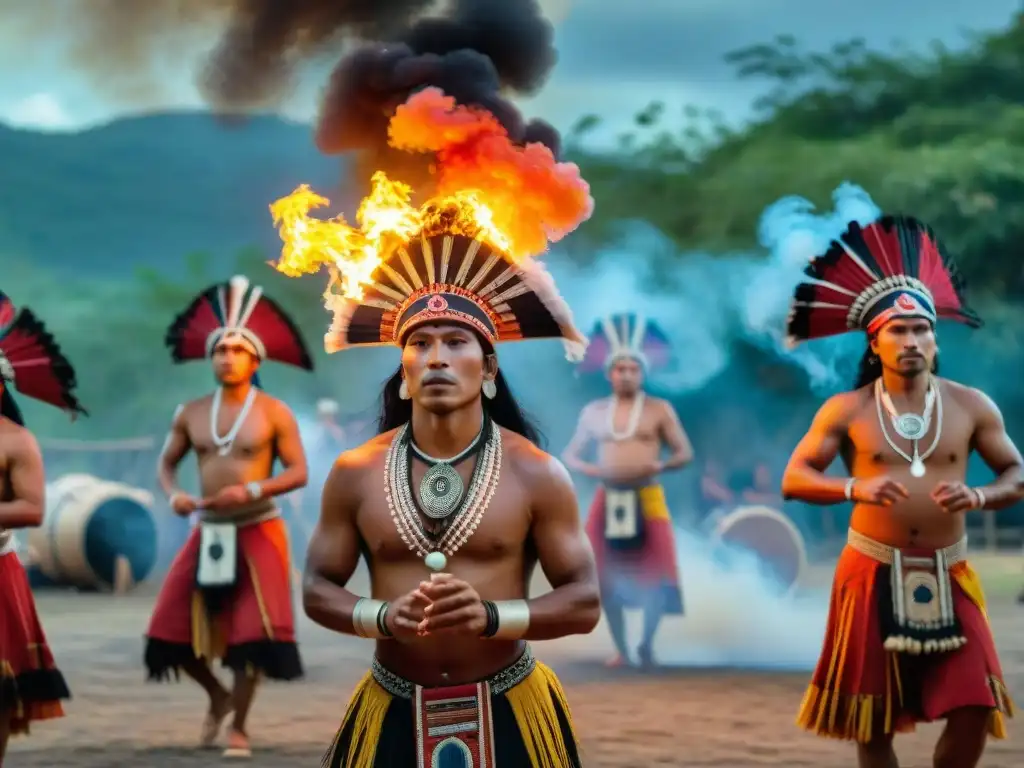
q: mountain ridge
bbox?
[0,111,346,277]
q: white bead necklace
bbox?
[210,386,258,456]
[607,393,645,441]
[874,377,943,478]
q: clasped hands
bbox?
[853,476,983,514]
[386,574,487,640]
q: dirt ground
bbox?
[7,563,1024,767]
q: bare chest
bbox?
[358,455,530,564]
[188,400,274,459]
[846,400,973,473]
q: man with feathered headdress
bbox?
[562,312,693,668]
[144,275,314,758]
[780,214,1022,765]
[272,78,601,761]
[0,291,84,761]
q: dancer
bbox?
[298,229,599,768]
[145,275,314,758]
[0,291,85,762]
[562,312,691,668]
[781,215,1021,767]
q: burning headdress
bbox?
[577,313,672,374]
[271,86,593,358]
[786,215,982,344]
[0,291,87,426]
[165,275,314,372]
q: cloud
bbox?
[4,92,74,130]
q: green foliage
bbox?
[569,12,1024,297]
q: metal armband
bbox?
[489,600,531,640]
[352,598,391,639]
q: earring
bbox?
[399,380,410,400]
[482,380,497,400]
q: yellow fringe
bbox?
[637,485,670,521]
[796,561,1015,742]
[323,673,393,768]
[325,662,578,768]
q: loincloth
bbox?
[797,529,1015,742]
[323,646,582,768]
[584,484,683,614]
[0,550,71,735]
[143,513,302,681]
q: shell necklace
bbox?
[210,386,257,456]
[874,377,942,478]
[607,393,645,441]
[385,417,502,573]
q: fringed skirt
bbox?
[798,542,1014,742]
[585,484,683,614]
[0,550,70,735]
[143,516,302,681]
[324,646,582,768]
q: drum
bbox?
[710,505,808,594]
[27,473,158,591]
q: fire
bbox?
[269,87,593,301]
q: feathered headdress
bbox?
[787,215,982,344]
[576,312,672,374]
[0,291,87,426]
[165,275,314,373]
[322,232,588,358]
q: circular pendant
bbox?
[217,444,232,456]
[910,457,926,478]
[894,413,926,440]
[424,551,447,572]
[418,462,464,519]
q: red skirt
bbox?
[798,544,1014,741]
[144,516,302,681]
[585,484,683,614]
[0,551,70,735]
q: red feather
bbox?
[245,295,314,370]
[0,309,86,416]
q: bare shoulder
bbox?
[814,389,865,427]
[331,431,394,475]
[177,394,212,418]
[0,420,38,455]
[257,392,300,422]
[645,396,677,416]
[940,378,1002,420]
[502,428,573,493]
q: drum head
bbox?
[711,505,807,593]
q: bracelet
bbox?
[483,600,530,640]
[844,478,856,501]
[245,481,263,500]
[973,488,986,510]
[352,598,390,639]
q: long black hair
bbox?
[853,341,940,389]
[376,365,545,447]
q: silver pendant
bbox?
[910,456,926,477]
[894,413,927,440]
[217,444,232,456]
[418,462,464,519]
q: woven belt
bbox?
[371,645,536,699]
[847,528,967,567]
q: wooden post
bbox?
[113,554,135,595]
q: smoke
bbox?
[1,1,571,134]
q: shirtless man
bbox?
[144,275,314,758]
[563,313,693,668]
[298,231,599,767]
[781,215,1022,767]
[0,292,84,763]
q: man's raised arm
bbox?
[522,455,601,640]
[967,388,1024,510]
[0,429,45,528]
[302,452,367,635]
[781,395,855,506]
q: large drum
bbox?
[27,473,158,591]
[709,505,808,594]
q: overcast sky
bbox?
[0,0,1020,145]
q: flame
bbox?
[269,87,593,301]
